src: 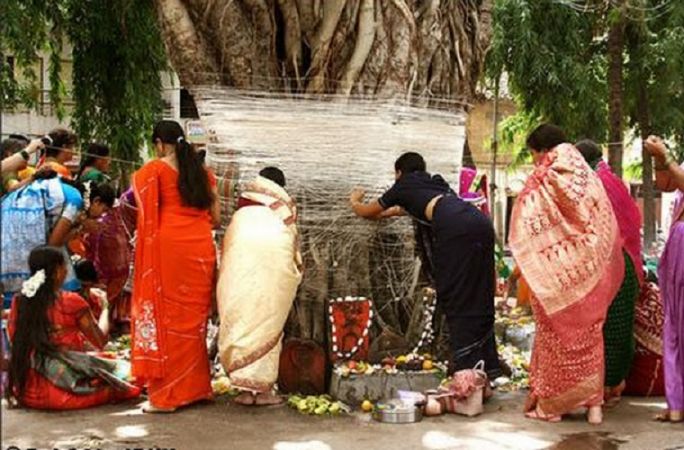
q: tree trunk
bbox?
[638,77,656,251]
[153,0,493,102]
[607,4,625,177]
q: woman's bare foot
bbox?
[255,392,285,406]
[587,405,603,425]
[655,410,684,422]
[142,402,177,414]
[234,392,256,406]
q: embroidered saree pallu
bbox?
[218,177,302,393]
[509,144,624,417]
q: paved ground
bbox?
[3,392,684,450]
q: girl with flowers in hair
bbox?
[7,246,140,410]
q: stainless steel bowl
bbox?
[372,405,423,424]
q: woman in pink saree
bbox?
[509,124,624,424]
[576,139,643,403]
[645,135,684,423]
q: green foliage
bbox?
[487,0,684,165]
[487,0,609,145]
[0,0,167,177]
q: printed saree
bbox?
[85,192,136,323]
[131,160,215,409]
[217,176,302,393]
[509,144,624,416]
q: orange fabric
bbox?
[40,159,73,180]
[9,292,94,349]
[8,292,141,410]
[509,144,624,417]
[517,277,531,307]
[68,237,87,258]
[131,160,216,409]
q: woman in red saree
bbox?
[509,125,624,424]
[131,120,220,413]
[8,246,140,410]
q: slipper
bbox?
[254,393,285,406]
[142,403,177,414]
[655,411,684,423]
[234,392,257,406]
[525,408,562,423]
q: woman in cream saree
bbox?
[509,124,624,424]
[218,169,302,405]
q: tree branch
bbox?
[153,0,221,85]
[306,0,347,93]
[337,0,376,96]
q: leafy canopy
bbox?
[0,0,167,176]
[487,0,684,164]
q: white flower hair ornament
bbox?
[83,181,93,210]
[21,270,46,298]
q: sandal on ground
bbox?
[233,392,257,406]
[525,407,562,423]
[254,392,285,406]
[142,402,177,414]
[655,410,684,422]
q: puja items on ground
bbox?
[372,398,423,424]
[423,361,488,417]
[493,303,533,391]
[287,394,349,416]
[102,334,132,360]
[494,343,530,392]
[211,375,239,396]
[328,296,372,362]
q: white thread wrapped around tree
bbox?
[195,88,464,344]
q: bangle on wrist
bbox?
[20,150,30,161]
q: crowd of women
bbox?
[0,119,682,426]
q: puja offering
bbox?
[332,353,447,378]
[372,399,423,424]
[287,394,348,416]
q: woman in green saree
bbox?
[78,143,111,184]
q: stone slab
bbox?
[329,371,442,403]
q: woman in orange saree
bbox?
[131,120,220,413]
[509,124,624,424]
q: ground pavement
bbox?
[2,392,684,450]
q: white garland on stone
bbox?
[329,296,373,360]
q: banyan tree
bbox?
[151,0,494,354]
